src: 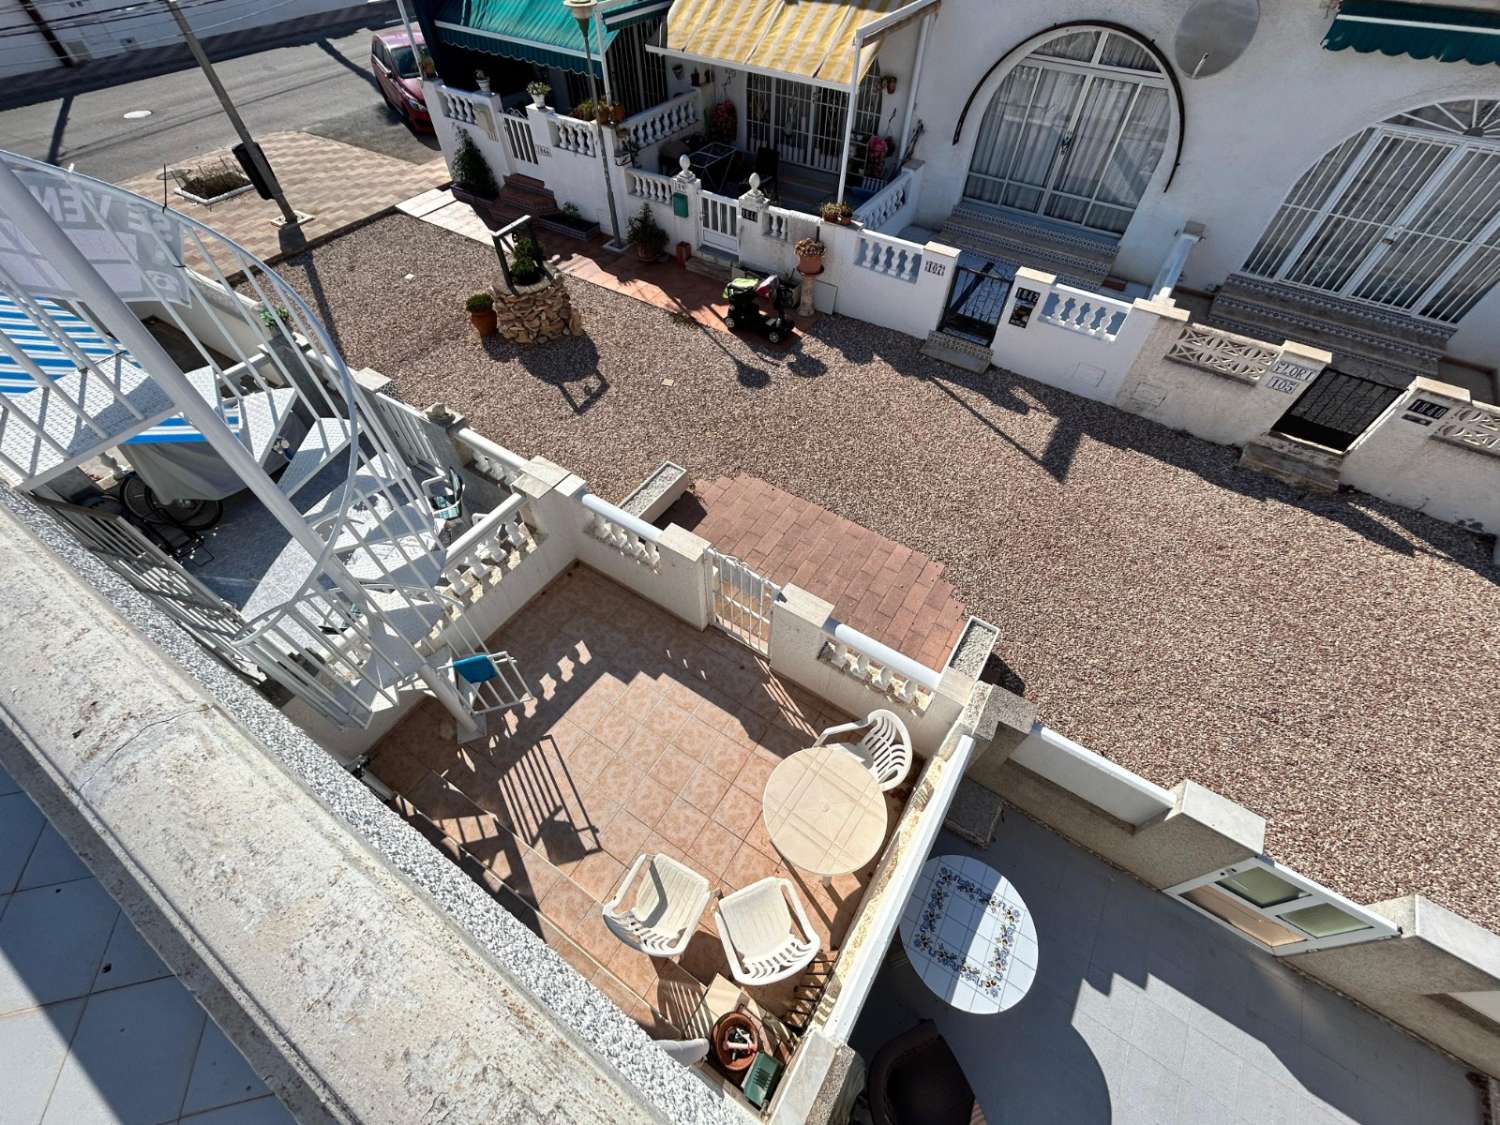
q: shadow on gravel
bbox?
[480,334,608,414]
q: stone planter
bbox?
[492,273,581,344]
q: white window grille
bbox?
[1244,99,1500,324]
[963,29,1171,236]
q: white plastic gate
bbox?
[704,549,779,654]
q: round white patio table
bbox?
[898,854,1038,1014]
[761,746,888,878]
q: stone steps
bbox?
[938,202,1117,289]
[1207,274,1448,387]
[1238,432,1344,493]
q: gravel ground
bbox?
[269,215,1500,932]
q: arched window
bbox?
[963,29,1172,235]
[1245,99,1500,324]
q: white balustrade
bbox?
[1166,323,1278,382]
[764,207,791,241]
[552,115,597,158]
[438,85,495,140]
[1039,286,1133,341]
[579,492,661,567]
[626,169,675,204]
[853,169,912,232]
[620,91,701,150]
[854,230,922,283]
[700,191,739,253]
[502,110,539,166]
[819,621,940,710]
[442,493,534,595]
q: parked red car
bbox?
[371,29,432,130]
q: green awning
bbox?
[434,0,616,75]
[1323,0,1500,65]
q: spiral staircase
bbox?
[0,149,528,738]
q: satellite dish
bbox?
[1174,0,1260,79]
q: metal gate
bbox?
[940,264,1011,345]
[1272,368,1403,452]
[502,108,539,168]
[704,549,779,654]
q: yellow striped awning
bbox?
[665,0,906,87]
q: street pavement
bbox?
[0,27,439,182]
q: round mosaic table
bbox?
[898,854,1038,1014]
[761,746,888,878]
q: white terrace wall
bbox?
[1115,317,1334,448]
[1341,379,1500,535]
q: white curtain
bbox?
[1046,75,1138,225]
[1089,85,1171,232]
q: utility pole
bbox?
[162,0,299,226]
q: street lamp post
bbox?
[563,0,626,251]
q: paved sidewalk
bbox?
[663,475,969,671]
[117,131,448,265]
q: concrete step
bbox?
[685,248,734,281]
[1239,432,1344,493]
[920,329,992,373]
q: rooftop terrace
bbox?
[268,215,1500,933]
[369,564,905,1044]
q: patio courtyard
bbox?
[368,565,907,1042]
[269,214,1500,936]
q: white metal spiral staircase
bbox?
[0,149,527,738]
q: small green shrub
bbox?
[465,292,493,313]
[452,129,497,198]
[626,203,667,254]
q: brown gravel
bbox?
[269,215,1500,932]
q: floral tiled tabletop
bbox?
[898,854,1038,1014]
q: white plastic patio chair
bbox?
[602,853,712,958]
[713,877,819,987]
[814,709,913,791]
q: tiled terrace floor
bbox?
[854,809,1484,1125]
[662,475,969,669]
[369,565,904,1037]
[0,763,291,1125]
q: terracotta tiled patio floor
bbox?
[368,565,904,1037]
[662,476,969,671]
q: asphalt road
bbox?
[0,27,439,182]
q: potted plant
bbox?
[475,69,491,94]
[707,99,737,143]
[509,237,547,287]
[820,200,854,225]
[527,81,550,108]
[626,202,668,262]
[466,291,497,337]
[794,236,826,276]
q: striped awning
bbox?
[435,0,615,75]
[0,294,238,445]
[664,0,910,87]
[1323,0,1500,65]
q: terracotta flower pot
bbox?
[711,1012,763,1073]
[797,254,824,276]
[469,309,497,337]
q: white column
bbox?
[1150,221,1206,303]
